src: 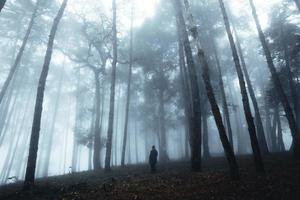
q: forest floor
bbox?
[0,153,300,200]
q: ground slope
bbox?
[0,153,299,200]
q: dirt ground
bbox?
[0,153,299,200]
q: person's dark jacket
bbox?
[149,149,158,165]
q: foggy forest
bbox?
[0,0,300,199]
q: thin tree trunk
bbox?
[113,85,121,166]
[4,88,33,182]
[23,0,68,189]
[232,27,269,154]
[88,94,96,170]
[212,41,234,147]
[134,116,138,163]
[219,0,264,173]
[0,85,19,146]
[202,111,210,159]
[0,81,15,141]
[158,85,168,162]
[275,106,285,151]
[172,0,202,172]
[72,71,81,172]
[248,0,300,157]
[294,0,300,11]
[121,5,133,167]
[0,0,40,104]
[0,0,6,12]
[183,0,239,179]
[93,71,102,170]
[105,0,118,171]
[281,24,300,127]
[62,104,71,174]
[177,25,192,151]
[271,110,277,151]
[264,99,272,150]
[42,67,65,176]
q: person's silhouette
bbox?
[149,145,158,173]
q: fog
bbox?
[0,0,299,188]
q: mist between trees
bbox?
[0,0,299,188]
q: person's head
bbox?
[152,145,155,150]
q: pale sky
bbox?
[60,0,282,27]
[63,0,285,31]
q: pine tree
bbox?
[248,0,300,157]
[0,0,6,12]
[105,0,118,171]
[0,0,40,105]
[23,0,68,190]
[218,0,264,172]
[172,0,202,171]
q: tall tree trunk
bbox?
[105,0,117,171]
[88,94,96,170]
[23,0,68,190]
[177,24,192,151]
[113,85,121,166]
[0,82,20,146]
[281,24,300,127]
[271,110,278,151]
[183,0,239,179]
[172,0,202,172]
[93,71,102,170]
[42,67,65,176]
[0,81,15,141]
[219,0,264,172]
[212,41,234,147]
[0,0,40,105]
[158,85,168,162]
[4,88,35,181]
[248,0,300,157]
[232,27,269,154]
[72,71,81,172]
[121,5,133,167]
[0,0,6,12]
[202,111,210,159]
[134,116,139,163]
[294,0,300,11]
[264,99,272,150]
[275,106,285,151]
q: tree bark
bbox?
[121,6,133,167]
[177,22,192,151]
[158,84,168,162]
[172,0,202,172]
[281,24,300,127]
[275,106,285,152]
[0,0,40,105]
[23,0,68,190]
[183,0,239,179]
[72,71,81,172]
[294,0,300,11]
[202,111,210,159]
[0,0,6,12]
[42,67,65,176]
[219,0,264,172]
[212,41,234,148]
[232,27,269,154]
[264,99,272,150]
[271,110,277,151]
[248,0,300,157]
[4,89,33,182]
[105,0,117,171]
[93,71,102,170]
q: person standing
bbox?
[149,145,158,173]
